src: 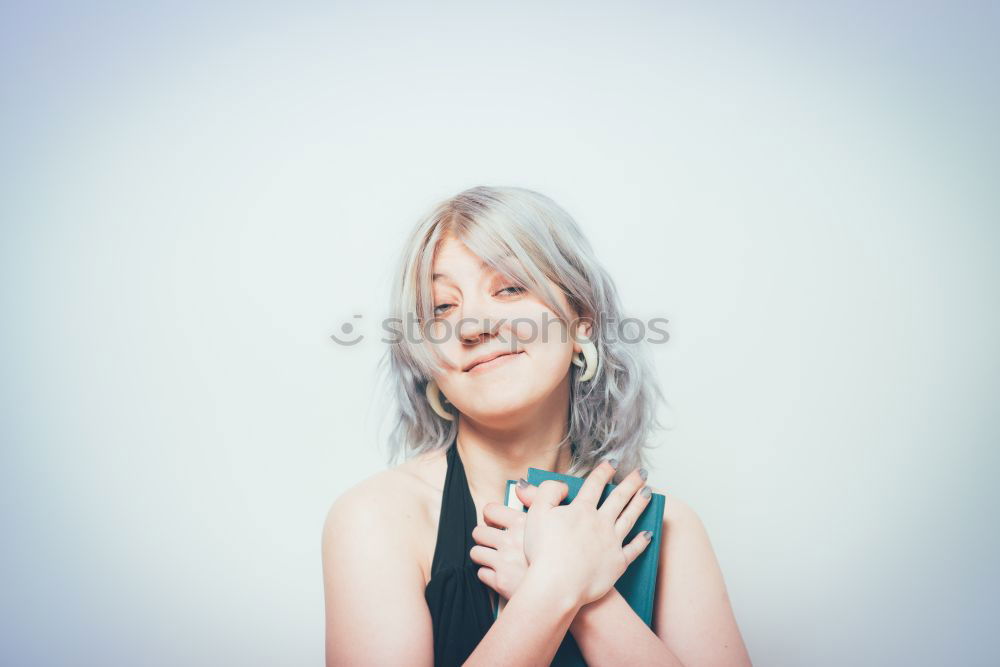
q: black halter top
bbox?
[423,436,580,666]
[423,439,497,667]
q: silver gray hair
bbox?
[375,185,669,483]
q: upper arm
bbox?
[650,491,752,666]
[321,482,434,667]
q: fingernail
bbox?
[642,530,653,540]
[639,468,648,481]
[517,478,529,489]
[641,486,651,498]
[606,457,618,469]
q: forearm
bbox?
[465,567,582,667]
[569,587,683,666]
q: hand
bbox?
[467,476,576,600]
[469,498,531,601]
[521,460,653,608]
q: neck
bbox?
[454,387,575,508]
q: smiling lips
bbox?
[464,351,525,373]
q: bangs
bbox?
[424,212,573,324]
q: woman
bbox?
[322,186,751,665]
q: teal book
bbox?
[497,468,666,666]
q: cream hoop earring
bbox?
[571,336,599,382]
[425,380,455,421]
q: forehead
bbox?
[431,238,503,282]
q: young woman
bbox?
[322,186,751,666]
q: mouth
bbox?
[464,351,526,374]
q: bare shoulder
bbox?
[320,451,447,666]
[321,466,418,580]
[636,485,709,553]
[643,485,720,580]
[326,455,434,515]
[643,485,752,665]
[321,450,448,583]
[646,486,703,529]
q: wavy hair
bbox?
[375,185,670,483]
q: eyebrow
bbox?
[432,260,495,282]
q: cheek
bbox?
[510,311,569,347]
[424,339,464,376]
[510,315,574,371]
[511,318,538,344]
[523,339,575,380]
[423,320,447,348]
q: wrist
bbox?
[519,563,584,617]
[569,585,620,634]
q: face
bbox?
[426,236,590,424]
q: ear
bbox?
[573,319,593,355]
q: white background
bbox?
[2,1,997,665]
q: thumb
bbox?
[514,478,538,508]
[528,479,570,512]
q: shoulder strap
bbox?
[429,440,479,576]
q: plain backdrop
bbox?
[2,1,998,665]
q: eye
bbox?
[433,286,524,316]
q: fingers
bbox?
[513,479,537,508]
[469,544,499,569]
[476,566,498,592]
[472,523,508,549]
[598,466,648,518]
[573,458,618,507]
[483,502,526,530]
[614,483,653,541]
[528,479,569,512]
[621,529,654,565]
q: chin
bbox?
[467,396,535,420]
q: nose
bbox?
[456,297,504,344]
